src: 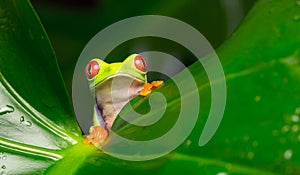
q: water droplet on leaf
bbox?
[243,135,250,141]
[252,140,259,147]
[186,139,192,146]
[254,96,261,102]
[225,163,232,170]
[247,152,254,159]
[217,172,227,175]
[284,149,293,160]
[0,105,14,115]
[292,115,299,122]
[291,125,299,132]
[1,165,5,169]
[2,155,7,160]
[20,116,25,123]
[282,125,290,133]
[294,15,300,21]
[25,121,32,127]
[295,107,300,115]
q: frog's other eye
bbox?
[85,60,100,79]
[134,55,148,72]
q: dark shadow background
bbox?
[30,0,256,96]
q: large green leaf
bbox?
[0,0,299,174]
[0,0,81,174]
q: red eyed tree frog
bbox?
[83,54,163,146]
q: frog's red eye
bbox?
[134,55,148,72]
[85,60,100,79]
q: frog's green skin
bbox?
[85,54,148,131]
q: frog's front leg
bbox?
[84,105,108,146]
[139,80,164,96]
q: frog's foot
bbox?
[139,80,164,96]
[83,125,108,147]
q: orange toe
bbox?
[144,83,153,90]
[83,138,91,145]
[140,89,151,96]
[139,81,163,96]
[151,80,163,87]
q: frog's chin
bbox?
[94,74,145,128]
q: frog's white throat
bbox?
[93,75,144,128]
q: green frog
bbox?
[84,54,163,146]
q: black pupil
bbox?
[88,64,92,75]
[140,58,145,68]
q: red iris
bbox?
[85,60,100,79]
[134,55,148,72]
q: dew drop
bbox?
[243,135,250,142]
[2,155,7,160]
[294,15,300,21]
[1,165,5,169]
[0,105,14,115]
[25,121,32,127]
[20,116,25,123]
[254,96,261,102]
[217,172,227,175]
[247,152,254,159]
[281,125,290,133]
[252,140,259,147]
[186,139,192,146]
[292,115,300,122]
[225,163,232,170]
[291,125,299,132]
[284,149,293,160]
[295,107,300,115]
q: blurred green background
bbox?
[2,0,300,174]
[30,0,256,95]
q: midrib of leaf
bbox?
[44,143,97,175]
[0,137,62,161]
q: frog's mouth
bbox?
[94,73,145,88]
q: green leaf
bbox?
[0,0,80,134]
[0,0,83,174]
[112,0,300,174]
[0,0,299,174]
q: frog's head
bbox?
[85,54,148,89]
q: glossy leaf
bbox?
[0,0,299,175]
[0,0,80,174]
